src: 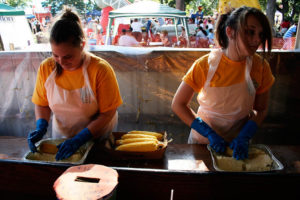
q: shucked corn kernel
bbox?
[39,143,58,154]
[116,138,158,146]
[115,141,159,152]
[127,130,164,141]
[121,133,157,140]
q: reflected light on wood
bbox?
[167,159,209,171]
[294,161,300,173]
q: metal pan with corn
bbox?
[105,131,169,159]
[115,131,165,152]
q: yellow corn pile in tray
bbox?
[115,131,164,152]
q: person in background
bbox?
[196,26,208,48]
[118,27,140,47]
[207,28,214,46]
[282,22,297,50]
[195,6,204,19]
[160,30,172,47]
[279,19,290,36]
[178,26,188,47]
[27,7,123,160]
[207,19,214,30]
[131,18,143,42]
[172,6,274,160]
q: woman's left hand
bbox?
[229,120,258,160]
[55,128,92,160]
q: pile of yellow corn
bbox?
[115,131,165,152]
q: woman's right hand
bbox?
[207,132,227,153]
[27,119,48,152]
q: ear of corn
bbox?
[121,133,157,140]
[39,143,58,154]
[128,130,163,141]
[116,141,159,152]
[116,138,158,146]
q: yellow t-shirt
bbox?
[32,54,123,113]
[183,53,275,94]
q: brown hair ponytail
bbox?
[50,7,85,47]
[50,7,85,77]
[215,6,272,59]
[215,12,231,49]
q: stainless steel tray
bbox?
[207,144,284,172]
[23,138,94,165]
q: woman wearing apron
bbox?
[27,7,122,160]
[172,6,274,160]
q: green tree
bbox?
[277,0,299,22]
[6,0,31,8]
[41,0,100,17]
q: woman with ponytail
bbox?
[28,7,122,160]
[172,6,274,160]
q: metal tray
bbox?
[207,144,284,172]
[23,138,94,165]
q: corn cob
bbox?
[127,130,164,141]
[115,141,159,152]
[39,143,58,154]
[121,133,157,140]
[116,138,158,146]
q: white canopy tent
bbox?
[105,1,190,46]
[0,3,34,51]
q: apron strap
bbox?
[205,49,223,88]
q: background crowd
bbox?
[27,4,297,50]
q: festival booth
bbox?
[105,1,190,46]
[0,3,34,51]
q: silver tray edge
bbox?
[23,138,94,165]
[207,144,284,172]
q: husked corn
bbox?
[39,143,58,154]
[116,141,159,152]
[116,138,158,146]
[121,133,157,140]
[128,130,164,141]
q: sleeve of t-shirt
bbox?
[256,59,275,94]
[96,60,123,113]
[32,60,50,106]
[182,58,206,93]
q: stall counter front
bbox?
[0,136,300,200]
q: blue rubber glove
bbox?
[27,119,48,153]
[191,117,227,153]
[55,128,93,160]
[229,120,258,160]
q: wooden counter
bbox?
[0,137,300,199]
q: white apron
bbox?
[45,53,117,139]
[188,49,256,144]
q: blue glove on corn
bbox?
[55,128,93,160]
[229,120,258,160]
[191,117,227,153]
[27,119,48,153]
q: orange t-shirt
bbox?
[183,53,275,95]
[32,54,123,113]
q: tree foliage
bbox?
[6,0,31,8]
[277,0,299,22]
[41,0,100,17]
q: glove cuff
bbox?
[191,117,212,138]
[36,118,48,131]
[75,128,93,144]
[239,120,258,140]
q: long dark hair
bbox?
[50,7,85,76]
[215,6,272,60]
